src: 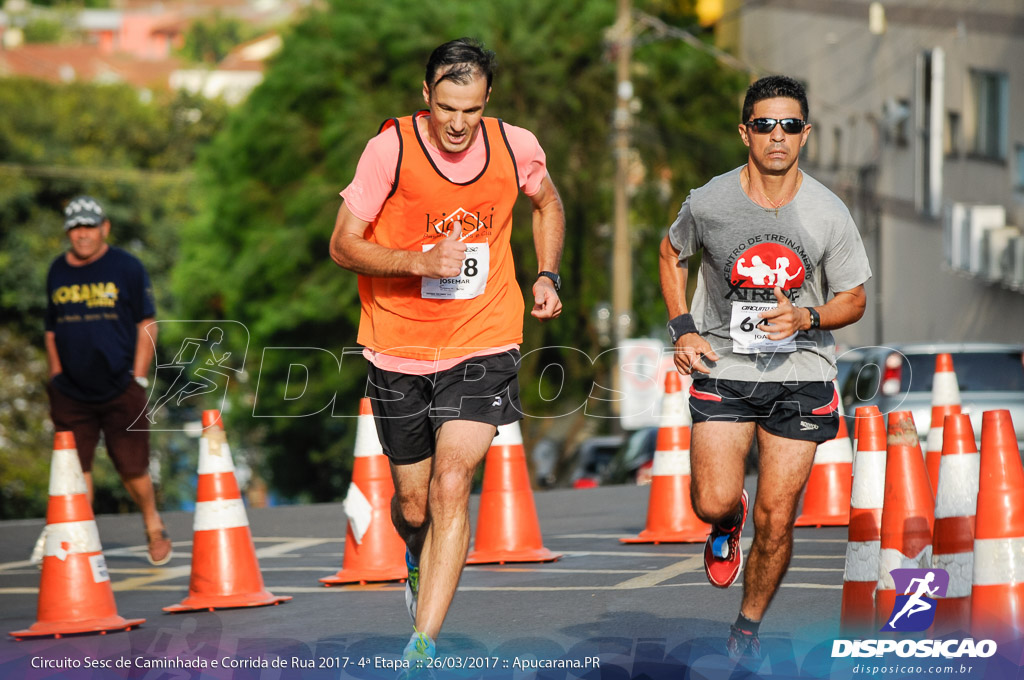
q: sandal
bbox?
[146,528,173,566]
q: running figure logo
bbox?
[881,568,949,632]
[730,243,806,290]
[133,321,249,431]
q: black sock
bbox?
[734,613,761,635]
[719,503,743,531]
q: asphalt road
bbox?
[1,480,1019,680]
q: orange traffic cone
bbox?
[164,411,291,612]
[466,422,561,564]
[840,406,885,633]
[924,354,962,498]
[931,413,979,634]
[321,398,407,585]
[796,382,852,526]
[970,409,1024,639]
[875,411,935,629]
[10,432,144,639]
[622,371,709,543]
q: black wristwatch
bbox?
[806,307,821,330]
[537,271,561,292]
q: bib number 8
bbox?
[464,258,478,277]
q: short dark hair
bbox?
[742,75,808,122]
[425,38,496,91]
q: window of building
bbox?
[1016,144,1024,190]
[945,111,961,157]
[832,127,842,170]
[895,98,911,148]
[971,70,1008,160]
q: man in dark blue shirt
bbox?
[40,195,171,566]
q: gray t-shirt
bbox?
[667,167,871,382]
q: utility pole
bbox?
[612,0,633,345]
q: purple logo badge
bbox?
[881,568,949,632]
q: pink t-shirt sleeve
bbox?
[502,123,548,196]
[339,126,401,223]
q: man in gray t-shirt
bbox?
[659,75,870,660]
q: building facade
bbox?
[732,0,1024,346]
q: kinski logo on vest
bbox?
[424,206,496,239]
[723,238,810,302]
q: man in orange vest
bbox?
[330,38,564,667]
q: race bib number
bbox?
[729,301,797,355]
[421,243,489,300]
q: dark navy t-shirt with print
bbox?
[45,247,156,403]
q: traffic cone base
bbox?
[320,525,409,584]
[467,548,561,564]
[10,434,144,640]
[164,593,289,613]
[11,614,145,640]
[467,422,562,565]
[321,399,409,584]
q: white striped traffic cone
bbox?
[840,406,885,633]
[925,354,961,498]
[875,411,935,629]
[621,371,709,543]
[164,411,290,612]
[467,421,561,564]
[321,398,407,584]
[970,410,1024,639]
[10,432,144,639]
[931,413,979,634]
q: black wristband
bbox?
[667,314,699,344]
[806,307,820,330]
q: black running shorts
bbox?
[688,377,840,443]
[366,349,523,464]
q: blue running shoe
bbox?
[397,630,436,680]
[405,549,419,623]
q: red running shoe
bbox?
[703,489,748,588]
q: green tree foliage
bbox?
[0,80,227,518]
[179,13,253,65]
[174,0,747,502]
[22,17,65,44]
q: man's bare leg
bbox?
[390,420,496,641]
[739,427,816,621]
[122,473,165,535]
[391,457,433,558]
[689,421,754,524]
[123,473,171,564]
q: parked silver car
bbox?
[838,343,1024,453]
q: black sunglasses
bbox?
[745,118,807,134]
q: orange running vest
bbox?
[356,113,524,360]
